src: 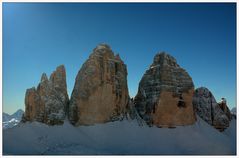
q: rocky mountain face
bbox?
[3,113,11,122]
[134,52,196,127]
[21,44,233,130]
[22,65,69,125]
[3,109,24,129]
[124,99,147,126]
[193,87,231,131]
[218,102,232,121]
[69,44,129,125]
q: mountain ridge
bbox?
[3,109,24,129]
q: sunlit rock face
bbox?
[193,87,231,131]
[69,44,129,125]
[134,52,196,127]
[23,65,69,125]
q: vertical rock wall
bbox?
[134,52,196,127]
[23,65,69,125]
[69,44,129,125]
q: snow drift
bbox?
[3,116,236,155]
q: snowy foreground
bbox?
[3,116,236,155]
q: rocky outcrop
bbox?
[22,65,69,125]
[21,45,231,131]
[193,87,230,131]
[69,44,129,125]
[134,52,196,127]
[218,102,232,121]
[125,98,147,126]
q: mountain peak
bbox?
[14,109,24,114]
[3,109,24,129]
[69,44,129,125]
[40,73,48,82]
[91,43,114,58]
[95,43,111,50]
[24,65,69,125]
[12,109,24,118]
[152,52,179,68]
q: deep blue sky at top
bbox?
[3,3,236,114]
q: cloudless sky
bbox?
[3,3,236,114]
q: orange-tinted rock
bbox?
[153,90,195,126]
[134,52,196,127]
[23,65,69,125]
[23,87,40,121]
[69,44,129,125]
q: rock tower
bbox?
[193,87,231,131]
[69,44,129,125]
[23,65,69,125]
[134,52,196,127]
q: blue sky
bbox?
[3,3,236,114]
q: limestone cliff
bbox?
[69,44,129,125]
[22,65,69,125]
[193,87,231,131]
[134,52,196,127]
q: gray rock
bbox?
[125,98,147,126]
[193,87,230,131]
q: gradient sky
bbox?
[3,3,236,114]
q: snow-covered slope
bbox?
[3,113,11,122]
[3,116,236,155]
[12,109,24,119]
[3,109,24,129]
[231,107,236,115]
[223,118,237,153]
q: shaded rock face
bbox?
[193,87,230,131]
[134,52,196,127]
[23,65,69,125]
[69,44,129,125]
[218,102,232,121]
[125,99,147,126]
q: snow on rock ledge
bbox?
[22,65,69,125]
